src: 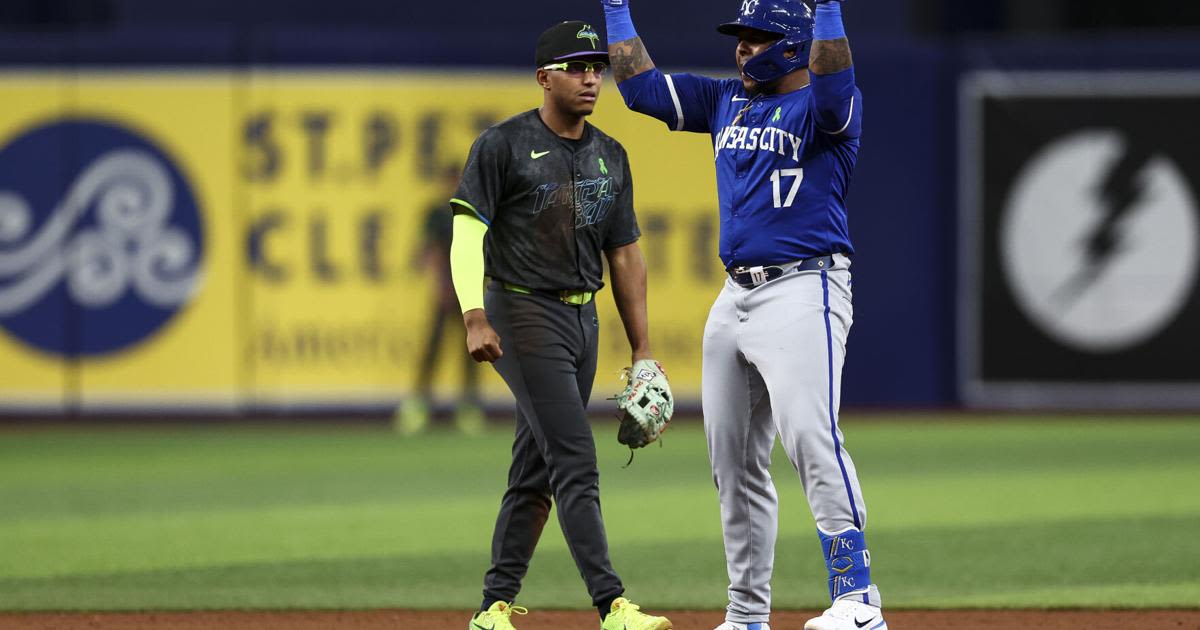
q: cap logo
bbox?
[576,24,600,50]
[741,0,759,16]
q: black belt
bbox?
[727,255,836,288]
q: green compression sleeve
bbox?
[450,212,488,313]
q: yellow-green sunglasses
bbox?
[541,61,609,76]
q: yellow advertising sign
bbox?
[0,71,723,411]
[0,74,239,411]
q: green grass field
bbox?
[1,416,1198,612]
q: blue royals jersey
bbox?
[619,67,862,268]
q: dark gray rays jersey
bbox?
[451,109,639,292]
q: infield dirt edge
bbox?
[4,609,1200,629]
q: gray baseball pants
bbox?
[702,254,879,623]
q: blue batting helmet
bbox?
[717,0,815,83]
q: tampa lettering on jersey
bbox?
[714,125,804,162]
[533,177,615,227]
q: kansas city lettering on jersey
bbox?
[533,177,615,227]
[714,124,804,162]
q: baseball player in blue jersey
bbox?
[600,1,885,629]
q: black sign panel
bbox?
[961,73,1200,408]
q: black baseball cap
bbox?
[535,21,609,67]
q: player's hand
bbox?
[464,309,503,363]
[601,0,627,7]
[813,0,844,4]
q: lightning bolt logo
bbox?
[1051,137,1154,308]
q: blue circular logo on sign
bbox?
[0,119,204,357]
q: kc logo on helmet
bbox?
[741,0,760,16]
[0,120,204,357]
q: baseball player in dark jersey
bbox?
[602,1,886,630]
[450,20,672,630]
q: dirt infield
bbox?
[2,609,1198,630]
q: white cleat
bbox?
[713,623,770,630]
[804,599,887,630]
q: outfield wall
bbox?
[0,71,725,413]
[1,26,1199,412]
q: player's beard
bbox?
[737,57,754,94]
[742,75,783,97]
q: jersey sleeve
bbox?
[603,149,640,250]
[618,69,724,134]
[810,66,862,139]
[450,128,509,224]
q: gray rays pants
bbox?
[702,254,876,623]
[480,287,624,609]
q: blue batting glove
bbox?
[813,0,844,4]
[601,0,627,7]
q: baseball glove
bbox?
[613,359,674,452]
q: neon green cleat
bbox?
[468,601,528,630]
[454,402,487,436]
[600,597,672,630]
[393,397,429,436]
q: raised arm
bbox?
[602,0,656,83]
[809,1,853,75]
[808,0,860,136]
[601,0,722,133]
